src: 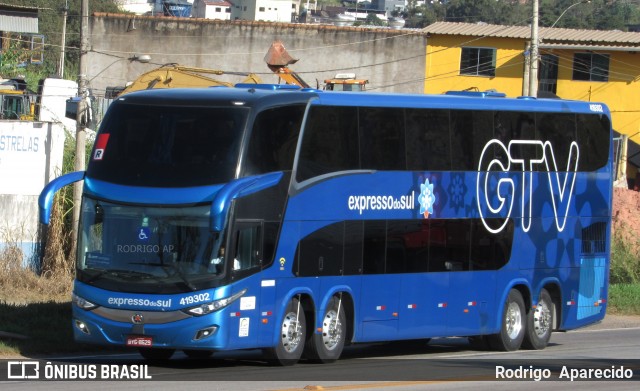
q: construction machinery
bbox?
[323,73,368,92]
[0,78,35,120]
[0,77,79,130]
[264,40,368,91]
[114,64,263,96]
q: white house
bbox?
[230,0,294,23]
[115,0,195,16]
[192,0,232,19]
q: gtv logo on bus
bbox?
[476,139,579,234]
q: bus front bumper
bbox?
[72,306,228,350]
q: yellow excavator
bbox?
[264,40,368,91]
[264,40,369,91]
[113,64,263,96]
[110,41,366,97]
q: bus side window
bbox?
[577,114,610,171]
[359,107,406,170]
[244,105,305,176]
[233,223,262,272]
[406,109,451,171]
[363,220,387,274]
[296,106,359,182]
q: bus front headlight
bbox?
[72,293,99,310]
[182,289,247,316]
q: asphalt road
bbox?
[2,316,639,390]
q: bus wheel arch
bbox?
[489,287,527,351]
[543,283,562,331]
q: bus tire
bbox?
[305,295,346,363]
[268,297,306,366]
[489,289,526,351]
[138,347,175,361]
[522,289,553,350]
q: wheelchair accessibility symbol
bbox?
[137,227,150,242]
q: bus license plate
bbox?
[126,336,153,347]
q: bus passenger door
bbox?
[227,221,264,348]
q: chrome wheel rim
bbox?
[321,310,342,351]
[533,300,552,337]
[281,311,302,353]
[506,301,523,340]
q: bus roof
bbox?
[117,85,609,117]
[116,85,319,108]
[311,90,610,116]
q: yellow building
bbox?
[423,22,640,186]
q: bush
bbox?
[610,228,640,284]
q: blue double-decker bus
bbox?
[39,85,613,364]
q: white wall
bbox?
[0,121,66,266]
[37,78,78,134]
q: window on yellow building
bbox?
[460,47,496,77]
[539,54,559,94]
[572,53,609,82]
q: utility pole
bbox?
[523,41,531,96]
[57,0,68,78]
[72,0,89,248]
[529,0,539,97]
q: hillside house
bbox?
[193,0,232,19]
[230,0,294,22]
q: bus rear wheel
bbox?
[267,297,306,366]
[489,289,526,351]
[522,289,553,350]
[305,295,346,363]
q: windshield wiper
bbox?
[128,262,198,291]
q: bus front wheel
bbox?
[268,297,306,366]
[489,289,526,351]
[305,295,346,363]
[522,289,553,350]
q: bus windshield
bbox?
[77,197,227,294]
[87,103,248,187]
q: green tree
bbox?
[402,0,640,31]
[537,0,640,30]
[364,12,385,26]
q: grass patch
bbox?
[608,226,640,315]
[0,301,75,356]
[608,283,640,315]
